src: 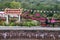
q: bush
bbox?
[9,22,16,26]
[22,20,39,27]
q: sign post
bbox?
[18,15,20,22]
[6,15,9,24]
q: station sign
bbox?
[5,8,23,15]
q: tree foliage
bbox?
[0,1,21,9]
[10,1,21,8]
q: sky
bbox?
[57,0,60,1]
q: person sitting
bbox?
[45,17,50,27]
[50,17,56,27]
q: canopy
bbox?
[0,11,4,14]
[0,11,5,17]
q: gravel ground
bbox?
[0,38,41,40]
[0,38,60,40]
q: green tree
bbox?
[10,1,21,9]
[4,2,10,8]
[57,4,60,10]
[0,3,4,10]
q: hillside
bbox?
[0,0,60,10]
[0,0,60,4]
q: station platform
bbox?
[0,26,60,30]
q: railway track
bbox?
[0,30,60,40]
[0,38,41,40]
